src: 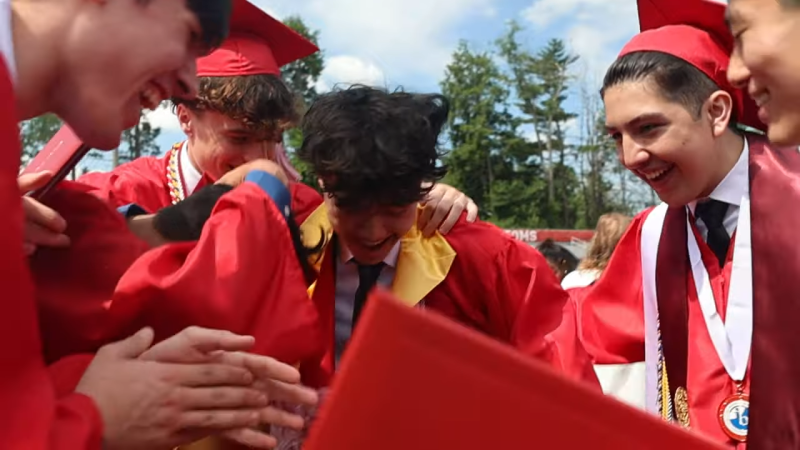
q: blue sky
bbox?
[134,0,641,166]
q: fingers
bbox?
[422,190,456,237]
[98,327,155,360]
[177,409,261,431]
[140,327,255,363]
[18,171,53,193]
[222,427,277,449]
[170,363,255,387]
[22,196,67,231]
[465,197,478,222]
[22,194,69,253]
[24,221,70,248]
[257,405,306,430]
[174,386,269,410]
[417,198,437,236]
[439,195,467,234]
[182,327,255,354]
[257,379,319,407]
[221,352,301,385]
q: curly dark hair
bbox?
[172,74,301,142]
[297,85,449,210]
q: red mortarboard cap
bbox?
[619,0,764,131]
[196,0,319,77]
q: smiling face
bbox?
[727,0,800,146]
[323,191,418,265]
[604,80,735,207]
[175,73,298,179]
[178,105,278,180]
[58,0,218,150]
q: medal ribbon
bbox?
[166,142,186,204]
[685,194,753,383]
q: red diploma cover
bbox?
[21,125,90,199]
[304,288,726,450]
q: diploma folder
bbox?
[20,125,91,199]
[304,289,725,450]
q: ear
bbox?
[706,90,734,137]
[176,104,194,136]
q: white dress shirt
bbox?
[334,241,400,364]
[179,142,204,196]
[688,139,749,240]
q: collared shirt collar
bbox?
[181,141,204,195]
[689,137,749,213]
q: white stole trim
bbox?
[594,362,647,410]
[641,203,669,415]
[0,0,16,83]
[686,196,752,382]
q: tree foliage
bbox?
[19,114,62,164]
[17,17,653,228]
[442,21,652,229]
[281,15,325,187]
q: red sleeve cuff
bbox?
[51,393,104,450]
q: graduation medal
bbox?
[684,189,753,445]
[674,386,690,428]
[718,384,749,442]
[166,142,186,204]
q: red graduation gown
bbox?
[580,135,800,448]
[32,180,323,370]
[77,144,323,223]
[0,59,103,447]
[297,205,600,389]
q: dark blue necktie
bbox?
[695,199,731,267]
[352,262,385,328]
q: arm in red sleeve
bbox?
[77,159,167,212]
[49,394,104,450]
[495,239,600,388]
[34,181,323,366]
[111,181,322,363]
[47,356,104,449]
[578,212,648,365]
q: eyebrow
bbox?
[606,112,665,132]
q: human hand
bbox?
[19,171,69,255]
[418,183,478,237]
[77,327,268,450]
[215,159,289,188]
[140,327,318,449]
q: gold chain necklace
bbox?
[166,142,185,205]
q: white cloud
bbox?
[316,55,387,92]
[143,103,181,131]
[252,0,498,82]
[522,0,638,79]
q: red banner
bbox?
[503,229,594,244]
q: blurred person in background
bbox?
[536,238,579,282]
[561,213,631,290]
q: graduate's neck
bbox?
[697,129,746,199]
[10,0,71,120]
